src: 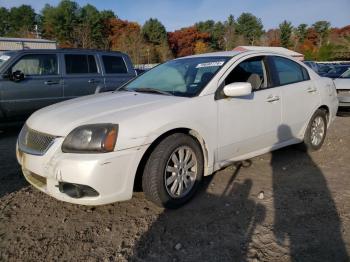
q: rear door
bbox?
[270,56,319,141]
[0,53,63,119]
[101,54,136,91]
[62,53,104,98]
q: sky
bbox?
[0,0,349,31]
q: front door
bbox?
[0,53,63,119]
[217,56,282,163]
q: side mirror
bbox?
[11,70,25,82]
[223,82,252,97]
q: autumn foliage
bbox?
[168,27,210,57]
[0,1,349,62]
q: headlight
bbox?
[62,124,118,153]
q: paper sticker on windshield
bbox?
[0,55,10,61]
[196,61,225,68]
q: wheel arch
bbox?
[318,105,330,124]
[133,127,210,192]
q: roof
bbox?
[180,51,243,59]
[0,37,56,43]
[0,37,57,51]
[234,46,303,57]
[0,48,123,54]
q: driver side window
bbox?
[225,56,268,91]
[12,54,58,76]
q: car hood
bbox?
[27,91,185,136]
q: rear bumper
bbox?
[17,139,148,205]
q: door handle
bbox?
[266,95,280,103]
[307,87,317,93]
[44,80,59,85]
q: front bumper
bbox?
[337,90,350,107]
[17,138,148,205]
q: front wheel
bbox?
[142,133,204,209]
[302,109,328,151]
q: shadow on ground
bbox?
[0,127,27,198]
[130,125,349,262]
[271,125,348,261]
[131,161,266,262]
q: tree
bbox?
[5,5,36,37]
[156,41,173,62]
[194,40,210,54]
[313,21,331,47]
[295,24,308,43]
[41,1,80,47]
[75,4,114,48]
[108,19,146,64]
[141,18,172,62]
[0,7,10,36]
[142,18,167,45]
[236,13,264,45]
[168,26,210,57]
[279,20,293,48]
[265,29,280,46]
[222,15,239,50]
[41,1,116,48]
[298,28,319,60]
[195,20,225,50]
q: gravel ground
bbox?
[0,116,349,262]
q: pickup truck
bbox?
[0,49,136,124]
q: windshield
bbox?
[0,53,11,69]
[124,56,230,97]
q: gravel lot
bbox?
[0,116,349,262]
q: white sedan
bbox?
[333,68,350,108]
[16,51,338,208]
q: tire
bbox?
[302,109,328,151]
[142,133,204,209]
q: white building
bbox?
[0,37,57,51]
[233,46,304,61]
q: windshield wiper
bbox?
[133,87,173,96]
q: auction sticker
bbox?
[196,61,225,68]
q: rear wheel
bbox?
[302,109,327,151]
[142,133,204,208]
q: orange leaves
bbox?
[168,26,210,57]
[194,41,210,54]
[107,18,142,50]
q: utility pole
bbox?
[146,48,150,65]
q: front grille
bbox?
[18,125,57,155]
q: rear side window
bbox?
[12,54,58,75]
[65,54,98,74]
[102,55,128,74]
[272,56,309,85]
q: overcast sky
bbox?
[1,0,349,31]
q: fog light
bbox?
[58,182,99,198]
